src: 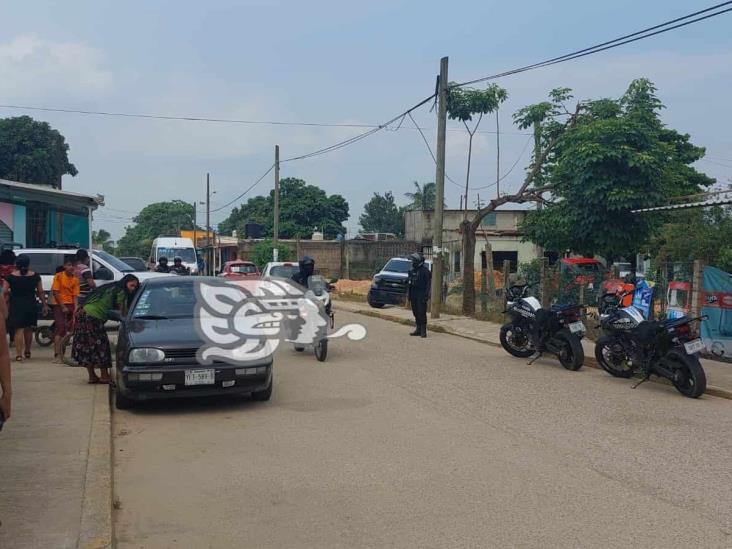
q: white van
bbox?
[149,237,198,274]
[19,248,170,294]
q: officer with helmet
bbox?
[407,252,431,338]
[171,256,190,275]
[155,256,170,273]
[291,256,316,287]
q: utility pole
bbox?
[206,173,211,275]
[430,56,448,319]
[192,201,197,271]
[273,145,280,261]
[496,108,501,198]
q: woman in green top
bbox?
[72,274,139,384]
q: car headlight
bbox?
[128,348,165,364]
[372,275,382,285]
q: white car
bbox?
[18,248,170,294]
[261,261,301,280]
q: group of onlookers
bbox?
[0,250,141,427]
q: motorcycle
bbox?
[500,284,585,370]
[595,291,707,398]
[292,275,335,362]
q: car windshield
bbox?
[96,250,135,273]
[157,247,196,263]
[270,265,299,278]
[230,263,257,274]
[383,259,411,273]
[122,258,147,271]
[132,284,197,319]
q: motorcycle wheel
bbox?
[499,323,534,358]
[314,339,328,362]
[35,326,54,347]
[555,330,584,371]
[668,351,707,398]
[594,335,634,378]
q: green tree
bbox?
[652,206,732,272]
[359,191,404,236]
[116,201,195,257]
[447,84,508,205]
[92,229,115,253]
[251,239,294,270]
[404,181,441,210]
[521,79,713,262]
[218,178,349,239]
[0,116,78,186]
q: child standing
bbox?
[51,259,80,363]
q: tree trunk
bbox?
[464,132,474,219]
[461,220,476,315]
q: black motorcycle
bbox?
[500,284,585,371]
[595,291,707,398]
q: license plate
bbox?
[684,339,704,355]
[569,321,585,334]
[184,369,215,386]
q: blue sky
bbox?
[1,0,731,240]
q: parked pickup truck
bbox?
[367,257,432,308]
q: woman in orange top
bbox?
[51,258,80,363]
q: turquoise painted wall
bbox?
[12,205,26,246]
[62,213,89,248]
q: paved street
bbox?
[113,311,732,548]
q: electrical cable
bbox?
[453,2,732,88]
[209,164,275,213]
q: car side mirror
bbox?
[94,267,114,281]
[107,310,124,322]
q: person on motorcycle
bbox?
[155,256,170,273]
[171,256,190,276]
[407,252,431,338]
[291,256,315,287]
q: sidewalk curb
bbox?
[77,384,113,549]
[338,303,732,401]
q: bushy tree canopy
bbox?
[0,116,77,186]
[116,201,195,258]
[521,79,713,261]
[359,191,404,236]
[219,178,348,239]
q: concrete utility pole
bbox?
[273,145,280,261]
[206,173,211,275]
[192,201,197,266]
[430,56,448,319]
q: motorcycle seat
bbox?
[550,303,581,312]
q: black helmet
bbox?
[159,256,168,264]
[174,256,183,263]
[409,252,424,268]
[299,255,315,275]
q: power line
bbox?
[0,102,531,135]
[700,158,732,169]
[407,111,463,189]
[209,164,275,213]
[470,135,533,191]
[453,2,732,88]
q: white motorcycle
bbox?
[292,275,335,362]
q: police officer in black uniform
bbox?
[155,256,170,273]
[291,256,315,287]
[171,256,190,275]
[407,252,431,338]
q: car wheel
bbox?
[115,390,134,410]
[251,374,273,401]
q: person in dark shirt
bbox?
[407,252,431,338]
[171,256,190,275]
[291,256,315,287]
[155,257,171,273]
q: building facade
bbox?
[404,208,540,274]
[0,179,102,248]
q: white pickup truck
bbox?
[18,248,171,293]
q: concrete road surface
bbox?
[113,311,732,548]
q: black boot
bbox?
[420,324,427,338]
[410,323,421,336]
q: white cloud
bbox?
[0,34,113,100]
